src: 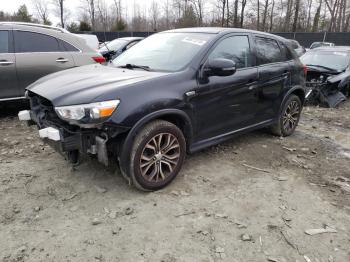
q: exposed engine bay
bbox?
[305,68,350,108]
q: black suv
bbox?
[19,28,305,191]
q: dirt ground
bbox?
[0,101,349,262]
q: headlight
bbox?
[55,100,120,121]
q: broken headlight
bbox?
[55,100,120,121]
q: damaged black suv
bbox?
[19,28,305,191]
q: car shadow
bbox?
[0,100,29,119]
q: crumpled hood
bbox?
[27,64,170,106]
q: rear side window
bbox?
[279,42,294,61]
[15,31,60,53]
[58,39,80,52]
[209,35,252,69]
[255,37,283,65]
[0,31,9,53]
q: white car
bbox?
[75,34,99,50]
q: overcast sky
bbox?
[1,0,162,25]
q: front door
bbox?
[0,30,19,99]
[191,34,260,142]
[14,30,75,95]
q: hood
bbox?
[28,64,170,106]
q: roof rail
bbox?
[0,22,69,33]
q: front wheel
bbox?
[128,120,186,191]
[270,95,302,137]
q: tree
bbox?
[82,0,96,30]
[32,0,51,25]
[240,0,247,28]
[176,4,197,28]
[67,22,79,32]
[79,21,92,31]
[190,0,205,26]
[292,0,300,31]
[150,1,159,31]
[112,18,127,31]
[14,5,33,22]
[52,0,66,28]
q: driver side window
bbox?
[209,35,252,69]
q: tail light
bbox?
[92,56,106,64]
[302,64,308,78]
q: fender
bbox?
[118,109,193,178]
[272,85,305,123]
[281,85,306,107]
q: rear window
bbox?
[15,31,60,53]
[0,31,9,53]
[290,40,299,49]
[255,37,283,65]
[280,42,295,60]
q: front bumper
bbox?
[18,110,109,166]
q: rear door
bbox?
[0,30,19,99]
[253,36,290,121]
[14,30,75,95]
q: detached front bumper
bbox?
[18,110,109,166]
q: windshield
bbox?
[112,32,213,72]
[99,39,127,52]
[300,51,350,71]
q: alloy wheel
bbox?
[139,133,181,183]
[282,100,300,133]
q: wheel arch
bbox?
[285,86,306,106]
[118,109,193,178]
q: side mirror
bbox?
[205,58,236,77]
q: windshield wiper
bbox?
[306,64,338,72]
[118,64,151,71]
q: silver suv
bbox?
[0,22,104,101]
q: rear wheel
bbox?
[128,120,186,191]
[270,95,302,137]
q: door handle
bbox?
[185,91,196,97]
[56,58,69,63]
[0,60,14,66]
[246,81,258,91]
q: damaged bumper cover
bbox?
[18,108,126,166]
[305,69,350,108]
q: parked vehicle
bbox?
[75,34,99,50]
[99,37,144,62]
[19,28,305,191]
[0,22,105,102]
[288,39,306,56]
[300,46,350,107]
[310,42,335,49]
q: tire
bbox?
[128,120,186,191]
[270,95,302,137]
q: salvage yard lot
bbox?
[0,102,350,262]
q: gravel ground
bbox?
[0,101,349,262]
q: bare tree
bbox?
[262,0,269,31]
[52,0,66,28]
[150,0,159,31]
[292,0,300,31]
[191,0,205,26]
[82,0,96,30]
[32,0,51,25]
[240,0,247,27]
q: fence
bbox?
[80,31,350,47]
[274,32,350,47]
[77,31,154,42]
